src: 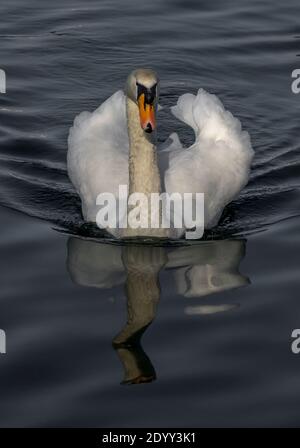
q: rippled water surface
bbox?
[0,0,300,427]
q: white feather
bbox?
[67,88,254,237]
[165,88,254,229]
[67,90,129,225]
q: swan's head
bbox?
[126,68,159,133]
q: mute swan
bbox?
[67,68,253,239]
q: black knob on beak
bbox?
[145,91,155,105]
[145,123,153,133]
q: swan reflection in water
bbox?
[67,238,250,384]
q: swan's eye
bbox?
[136,82,146,100]
[150,83,157,97]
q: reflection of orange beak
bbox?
[138,94,156,133]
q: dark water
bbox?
[0,0,300,427]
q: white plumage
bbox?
[165,89,253,229]
[67,74,253,239]
[68,90,129,223]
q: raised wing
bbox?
[67,90,129,223]
[164,89,254,229]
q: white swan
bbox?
[67,68,253,239]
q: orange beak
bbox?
[138,93,156,133]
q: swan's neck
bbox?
[126,97,161,197]
[125,97,167,237]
